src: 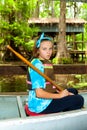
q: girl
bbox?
[25,33,84,115]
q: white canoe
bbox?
[0,92,87,130]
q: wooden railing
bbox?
[69,50,86,62]
[0,63,87,75]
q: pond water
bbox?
[0,74,87,92]
[0,75,27,92]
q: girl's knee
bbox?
[74,95,84,109]
[67,88,78,95]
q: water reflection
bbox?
[0,75,27,92]
[0,74,87,92]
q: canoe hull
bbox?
[0,109,87,130]
[0,92,87,130]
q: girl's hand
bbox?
[59,89,74,98]
[36,88,74,99]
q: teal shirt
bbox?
[28,58,52,113]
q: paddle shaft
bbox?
[7,45,63,91]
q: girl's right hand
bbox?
[59,89,74,98]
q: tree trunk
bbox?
[34,0,39,18]
[56,0,69,62]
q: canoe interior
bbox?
[0,95,27,120]
[0,92,87,120]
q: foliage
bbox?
[24,40,34,51]
[67,74,87,90]
[80,3,87,20]
[84,24,87,41]
[0,0,39,52]
[52,57,73,64]
[0,0,87,61]
[39,0,60,18]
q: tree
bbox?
[0,0,39,61]
[56,0,69,63]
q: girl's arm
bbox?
[36,88,74,99]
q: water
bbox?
[0,75,27,92]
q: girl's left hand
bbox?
[68,92,74,96]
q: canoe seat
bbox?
[24,104,44,116]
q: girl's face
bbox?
[38,40,53,60]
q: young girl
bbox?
[25,33,84,115]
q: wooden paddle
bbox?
[7,45,63,91]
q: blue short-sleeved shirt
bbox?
[28,58,52,113]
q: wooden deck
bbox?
[69,50,86,62]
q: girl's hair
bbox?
[32,33,53,58]
[32,44,39,58]
[33,39,51,58]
